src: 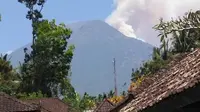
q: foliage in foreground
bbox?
[0,54,19,95]
[16,91,46,100]
[154,10,200,54]
[18,19,74,97]
[63,92,96,112]
[131,10,200,89]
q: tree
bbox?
[171,28,200,53]
[131,46,169,83]
[18,19,75,97]
[154,10,200,54]
[18,0,46,60]
[121,91,126,96]
[16,91,46,100]
[79,93,96,111]
[131,69,141,82]
[129,10,200,96]
[107,90,115,98]
[96,94,104,103]
[63,92,96,112]
[0,54,19,95]
[63,92,81,112]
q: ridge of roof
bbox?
[129,51,190,95]
[0,92,39,111]
[121,48,200,112]
[25,97,69,112]
[94,98,114,112]
[110,93,135,112]
[0,92,38,108]
[105,98,115,106]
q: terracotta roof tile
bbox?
[94,99,114,112]
[121,48,200,112]
[25,98,69,112]
[0,92,39,112]
[110,93,135,112]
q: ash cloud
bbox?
[106,0,200,46]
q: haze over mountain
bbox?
[9,20,153,95]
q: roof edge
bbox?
[110,93,135,112]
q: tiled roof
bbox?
[94,99,114,112]
[25,98,69,112]
[0,92,39,112]
[110,93,135,112]
[120,48,200,112]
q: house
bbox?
[25,98,69,112]
[0,92,70,112]
[94,99,114,112]
[110,48,200,112]
[0,92,40,112]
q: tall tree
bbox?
[18,19,75,97]
[18,0,46,60]
[18,0,75,97]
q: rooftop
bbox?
[120,48,200,111]
[25,98,69,112]
[0,92,39,112]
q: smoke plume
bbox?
[106,0,200,46]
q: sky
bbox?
[1,0,200,53]
[0,0,114,53]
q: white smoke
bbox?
[106,0,200,46]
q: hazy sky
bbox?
[0,0,113,53]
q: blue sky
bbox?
[0,0,114,53]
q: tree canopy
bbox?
[0,54,19,95]
[154,10,200,53]
[131,10,200,90]
[18,19,75,97]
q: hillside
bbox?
[8,20,153,95]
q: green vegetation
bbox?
[16,91,46,100]
[18,0,45,59]
[63,92,96,112]
[18,19,75,97]
[131,10,200,86]
[0,54,19,96]
[154,10,200,53]
[131,47,169,81]
[17,0,75,97]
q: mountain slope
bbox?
[9,20,153,95]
